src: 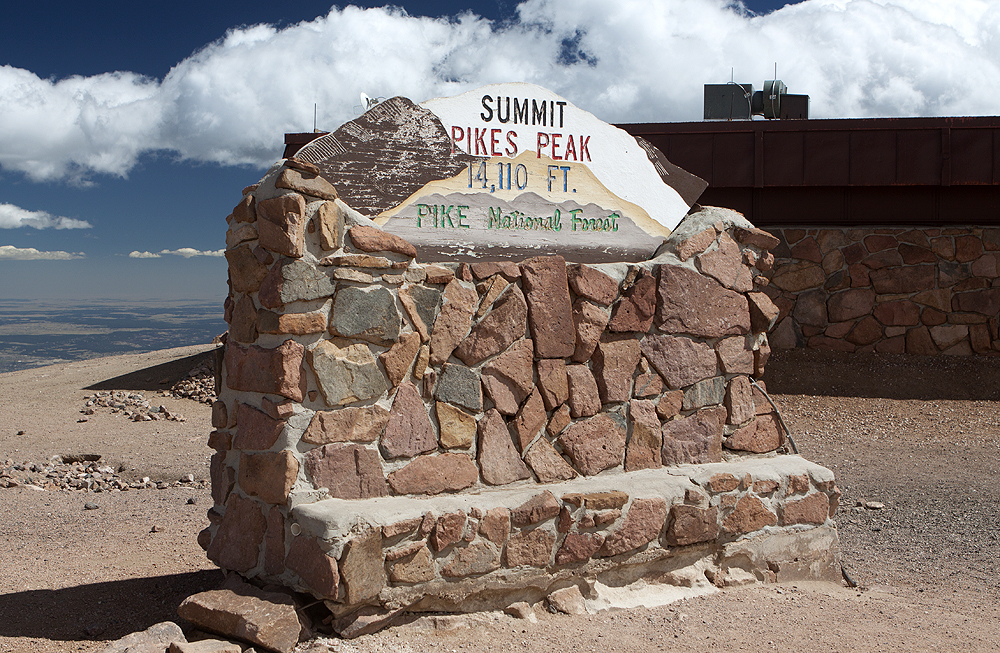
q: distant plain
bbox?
[0,299,225,373]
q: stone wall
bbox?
[764,226,1000,355]
[204,159,841,625]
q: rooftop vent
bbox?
[704,80,809,121]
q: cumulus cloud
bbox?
[129,248,225,258]
[0,203,92,229]
[0,245,85,260]
[1,0,998,183]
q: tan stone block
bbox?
[505,529,555,567]
[239,451,298,505]
[340,529,386,604]
[437,401,476,449]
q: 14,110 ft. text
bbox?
[468,162,575,193]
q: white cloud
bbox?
[1,0,998,183]
[0,245,85,260]
[0,203,92,229]
[130,248,225,258]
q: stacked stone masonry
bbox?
[205,159,841,619]
[765,226,1000,355]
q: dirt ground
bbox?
[1,346,999,652]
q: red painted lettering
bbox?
[475,128,487,156]
[565,134,577,161]
[536,132,550,158]
[451,126,465,153]
[551,133,562,160]
[490,128,502,157]
[580,135,591,162]
[506,130,518,157]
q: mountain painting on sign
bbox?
[294,82,706,263]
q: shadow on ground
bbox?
[85,349,216,392]
[763,349,1000,400]
[0,570,222,643]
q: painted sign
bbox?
[295,83,706,263]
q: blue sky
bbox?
[2,0,998,301]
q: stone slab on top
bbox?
[294,83,707,263]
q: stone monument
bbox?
[207,83,841,637]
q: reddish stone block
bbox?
[640,334,717,389]
[304,443,387,499]
[302,405,389,445]
[827,289,876,322]
[970,323,992,353]
[379,332,421,387]
[599,497,668,556]
[675,226,718,261]
[233,403,285,450]
[846,316,882,345]
[955,235,983,263]
[953,288,1000,315]
[555,532,606,564]
[733,226,780,250]
[873,300,921,326]
[726,414,782,453]
[899,243,937,264]
[469,261,520,280]
[625,399,661,472]
[566,365,601,418]
[207,493,267,573]
[869,266,936,294]
[452,284,527,365]
[432,512,467,551]
[481,339,534,415]
[536,358,569,411]
[789,236,822,263]
[348,225,416,258]
[665,504,719,546]
[429,279,477,366]
[905,326,938,355]
[257,194,306,258]
[387,453,478,495]
[747,292,780,332]
[239,451,298,505]
[571,298,610,363]
[520,255,576,358]
[382,382,436,459]
[478,409,530,485]
[841,242,866,265]
[875,335,906,354]
[479,507,511,545]
[511,491,561,526]
[608,269,657,332]
[560,413,626,476]
[226,245,269,294]
[781,492,830,525]
[862,249,903,269]
[525,437,579,482]
[286,535,339,599]
[862,234,897,253]
[225,340,305,402]
[505,529,556,567]
[657,265,751,337]
[716,336,754,374]
[512,388,547,452]
[593,336,642,403]
[656,389,684,420]
[770,261,825,292]
[661,407,725,466]
[568,264,618,305]
[708,473,740,493]
[721,495,777,534]
[724,375,755,425]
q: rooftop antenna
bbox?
[313,103,318,133]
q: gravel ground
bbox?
[1,346,999,652]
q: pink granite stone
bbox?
[598,497,667,556]
[592,336,642,403]
[304,443,388,499]
[565,365,601,418]
[478,408,531,485]
[520,255,576,358]
[559,413,626,476]
[381,382,436,459]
